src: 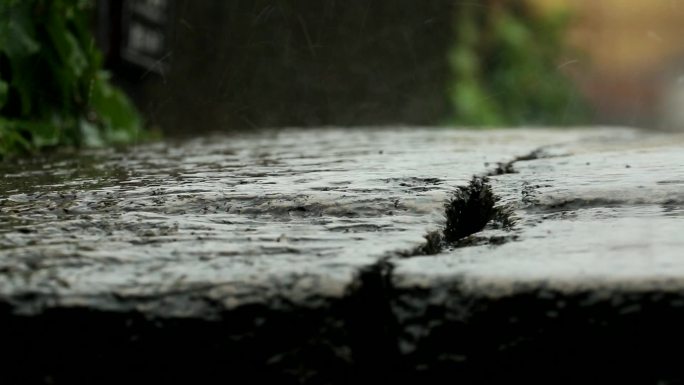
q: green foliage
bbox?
[0,0,143,158]
[449,2,589,126]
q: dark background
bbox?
[100,0,454,133]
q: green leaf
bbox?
[0,4,40,58]
[0,117,33,157]
[45,13,87,79]
[0,0,147,158]
[79,118,104,147]
[0,79,8,109]
[90,71,142,143]
[25,119,60,148]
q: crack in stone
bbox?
[396,177,500,258]
[397,147,556,259]
[345,146,556,378]
[400,177,516,258]
[346,173,521,376]
[443,177,497,243]
[345,257,401,380]
[486,148,546,176]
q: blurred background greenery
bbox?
[448,1,587,126]
[0,0,144,158]
[11,0,678,158]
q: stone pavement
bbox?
[1,127,683,384]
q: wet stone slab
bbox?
[0,128,591,317]
[1,127,683,384]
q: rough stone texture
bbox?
[1,127,683,383]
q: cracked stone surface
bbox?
[0,128,593,317]
[2,127,683,384]
[394,129,684,292]
[391,129,684,384]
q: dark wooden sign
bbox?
[97,0,174,75]
[120,0,174,74]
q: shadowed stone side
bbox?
[390,286,684,384]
